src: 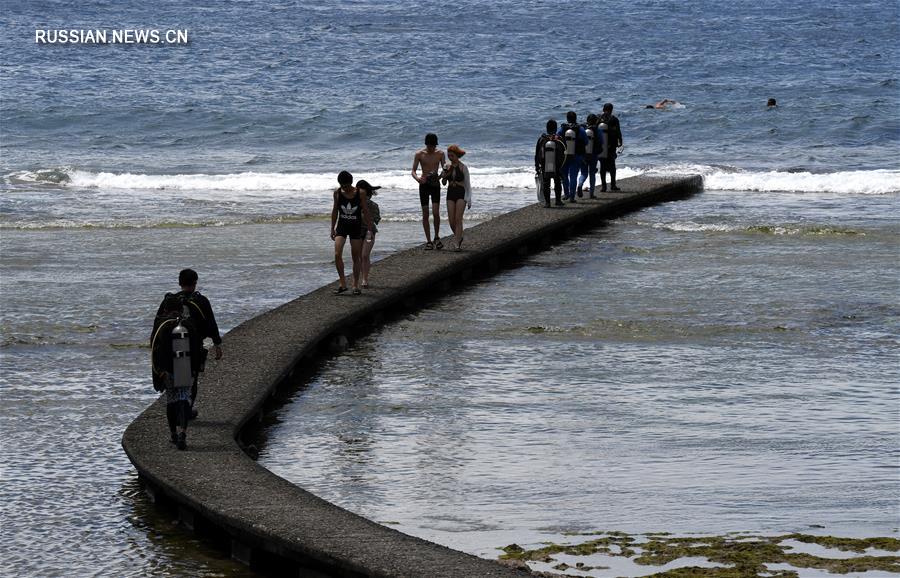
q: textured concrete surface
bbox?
[122,175,703,577]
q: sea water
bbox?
[1,0,898,576]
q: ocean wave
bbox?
[649,222,867,236]
[6,165,898,195]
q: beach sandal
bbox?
[435,237,443,250]
[334,286,348,295]
[425,242,434,250]
[352,288,361,295]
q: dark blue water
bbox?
[3,0,898,176]
[1,1,898,576]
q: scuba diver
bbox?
[598,103,623,192]
[152,268,223,449]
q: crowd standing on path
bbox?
[149,106,627,448]
[535,103,625,206]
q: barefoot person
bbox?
[411,133,446,250]
[331,171,373,295]
[440,144,471,251]
[356,179,381,288]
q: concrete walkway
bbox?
[123,175,702,577]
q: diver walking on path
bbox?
[598,103,623,192]
[558,111,588,202]
[151,268,223,450]
[577,113,602,199]
[331,171,374,295]
[535,119,565,208]
[411,133,446,250]
[440,144,471,251]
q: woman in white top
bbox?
[440,144,471,251]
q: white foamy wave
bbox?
[700,167,897,195]
[7,165,897,196]
[7,166,640,194]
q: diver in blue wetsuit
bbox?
[557,111,588,202]
[576,113,602,199]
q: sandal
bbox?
[434,237,443,250]
[424,242,434,250]
[352,288,361,295]
[334,286,348,295]
[362,283,369,289]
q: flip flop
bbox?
[434,237,443,250]
[334,286,348,295]
[352,288,361,295]
[425,242,434,250]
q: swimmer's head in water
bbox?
[767,98,777,107]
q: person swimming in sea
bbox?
[646,99,683,109]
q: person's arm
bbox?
[330,190,339,239]
[462,163,472,208]
[411,152,422,183]
[535,136,542,171]
[202,297,223,359]
[615,118,623,148]
[361,198,374,237]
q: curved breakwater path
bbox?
[122,175,703,577]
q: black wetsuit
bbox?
[535,133,564,205]
[599,113,623,189]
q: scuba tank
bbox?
[171,318,193,389]
[598,122,609,159]
[543,137,559,176]
[564,126,576,156]
[585,127,595,155]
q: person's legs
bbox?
[587,158,598,197]
[541,174,552,206]
[446,199,457,237]
[451,201,465,248]
[334,236,348,287]
[361,234,374,287]
[166,401,178,443]
[431,192,442,247]
[609,158,619,190]
[569,159,581,200]
[560,160,571,199]
[419,186,432,244]
[576,163,588,195]
[349,238,363,290]
[176,398,189,450]
[599,159,609,191]
[553,176,563,205]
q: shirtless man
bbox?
[411,133,446,249]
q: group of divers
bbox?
[331,102,625,295]
[149,103,626,450]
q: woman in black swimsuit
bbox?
[330,171,374,294]
[440,144,471,251]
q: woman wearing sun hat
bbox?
[440,144,471,251]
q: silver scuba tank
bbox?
[543,138,559,175]
[171,319,192,389]
[598,123,609,159]
[564,127,576,156]
[585,127,595,155]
